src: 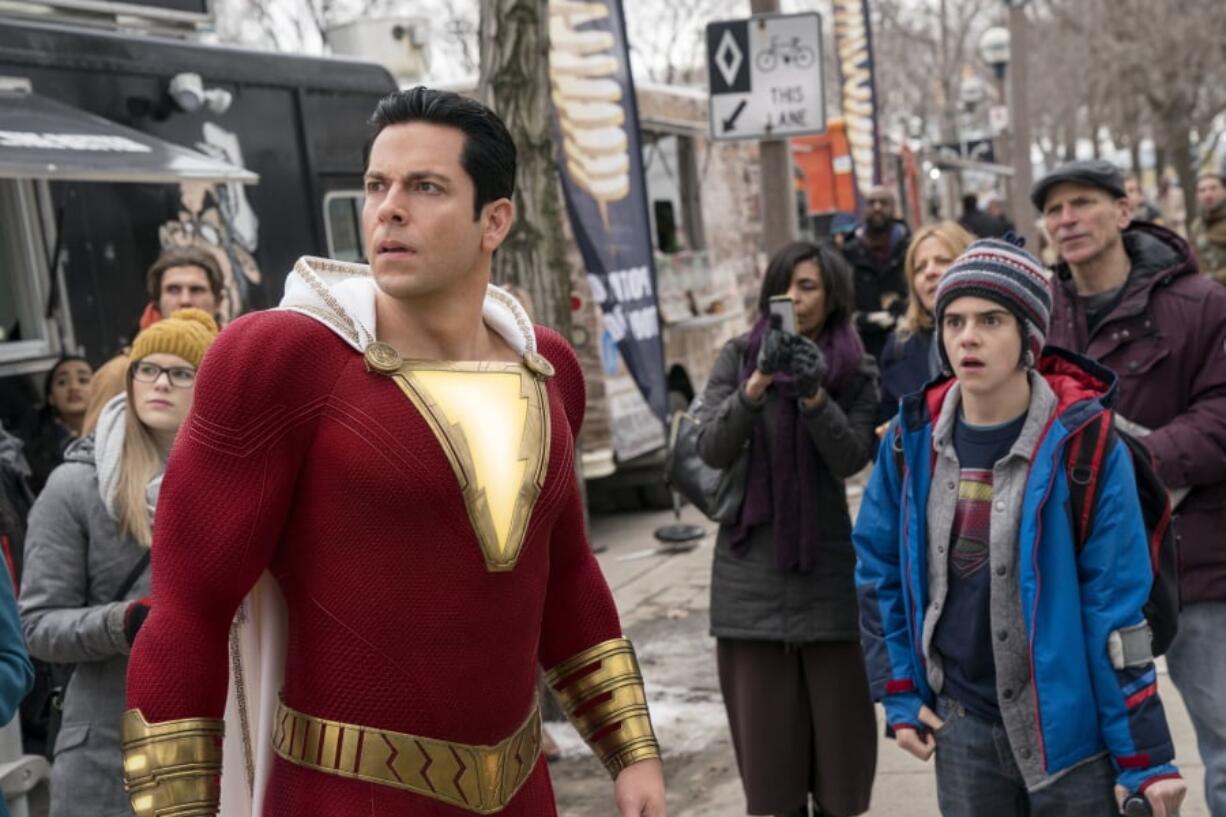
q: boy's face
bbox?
[941,295,1026,398]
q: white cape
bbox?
[219,256,537,816]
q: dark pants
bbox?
[717,639,877,816]
[933,696,1119,817]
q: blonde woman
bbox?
[19,309,217,817]
[876,222,975,423]
[81,353,131,438]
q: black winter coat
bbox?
[694,334,880,642]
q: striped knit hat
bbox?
[935,236,1052,370]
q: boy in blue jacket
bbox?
[853,238,1186,816]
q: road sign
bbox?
[989,104,1010,135]
[706,12,826,142]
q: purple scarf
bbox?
[728,317,865,572]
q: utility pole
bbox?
[1007,1,1035,248]
[750,0,798,253]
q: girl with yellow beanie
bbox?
[18,309,217,817]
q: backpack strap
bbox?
[111,550,151,604]
[891,421,905,480]
[1067,411,1114,550]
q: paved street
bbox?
[551,498,1208,817]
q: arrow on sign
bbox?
[722,100,747,133]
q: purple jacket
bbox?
[1048,222,1226,603]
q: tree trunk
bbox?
[1165,119,1197,232]
[1062,119,1078,163]
[1154,143,1168,188]
[477,0,573,338]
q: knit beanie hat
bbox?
[130,308,219,368]
[934,237,1052,370]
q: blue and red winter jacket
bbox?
[853,348,1179,795]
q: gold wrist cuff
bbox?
[121,709,223,817]
[544,637,661,778]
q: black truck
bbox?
[0,12,395,395]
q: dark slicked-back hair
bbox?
[757,241,855,330]
[366,87,517,220]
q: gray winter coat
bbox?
[695,334,880,642]
[19,434,149,817]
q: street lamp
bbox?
[979,26,1010,82]
[978,26,1012,222]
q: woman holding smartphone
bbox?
[694,241,880,817]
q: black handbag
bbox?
[665,395,748,525]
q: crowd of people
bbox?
[692,159,1226,817]
[0,81,1222,817]
[0,88,669,817]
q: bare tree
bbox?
[872,0,994,150]
[622,0,742,85]
[1035,0,1226,223]
[477,0,572,335]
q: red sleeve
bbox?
[126,312,342,722]
[535,327,622,668]
[534,326,585,438]
[537,469,623,669]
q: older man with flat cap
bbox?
[1038,158,1226,817]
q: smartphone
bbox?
[768,295,797,334]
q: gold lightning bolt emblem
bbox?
[371,356,551,572]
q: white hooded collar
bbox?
[277,256,537,355]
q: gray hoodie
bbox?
[19,396,153,817]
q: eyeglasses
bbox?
[131,361,197,388]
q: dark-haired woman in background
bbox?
[694,241,880,817]
[20,357,93,494]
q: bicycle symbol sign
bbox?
[755,35,816,72]
[706,12,826,142]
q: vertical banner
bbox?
[548,0,668,425]
[832,0,881,203]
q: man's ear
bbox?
[481,198,515,253]
[1116,197,1133,230]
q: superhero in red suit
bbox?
[122,88,666,817]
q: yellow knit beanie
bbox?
[130,308,219,368]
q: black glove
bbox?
[789,335,827,400]
[124,598,151,646]
[756,328,791,375]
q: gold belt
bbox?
[272,699,542,814]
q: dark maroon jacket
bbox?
[1048,222,1226,603]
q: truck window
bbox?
[0,179,59,371]
[324,191,365,262]
[642,132,705,255]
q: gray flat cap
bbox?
[1031,159,1127,210]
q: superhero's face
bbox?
[362,122,513,302]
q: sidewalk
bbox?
[549,502,1207,817]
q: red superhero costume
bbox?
[122,258,660,816]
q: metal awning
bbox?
[0,86,257,184]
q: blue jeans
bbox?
[933,696,1119,817]
[1166,600,1226,817]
